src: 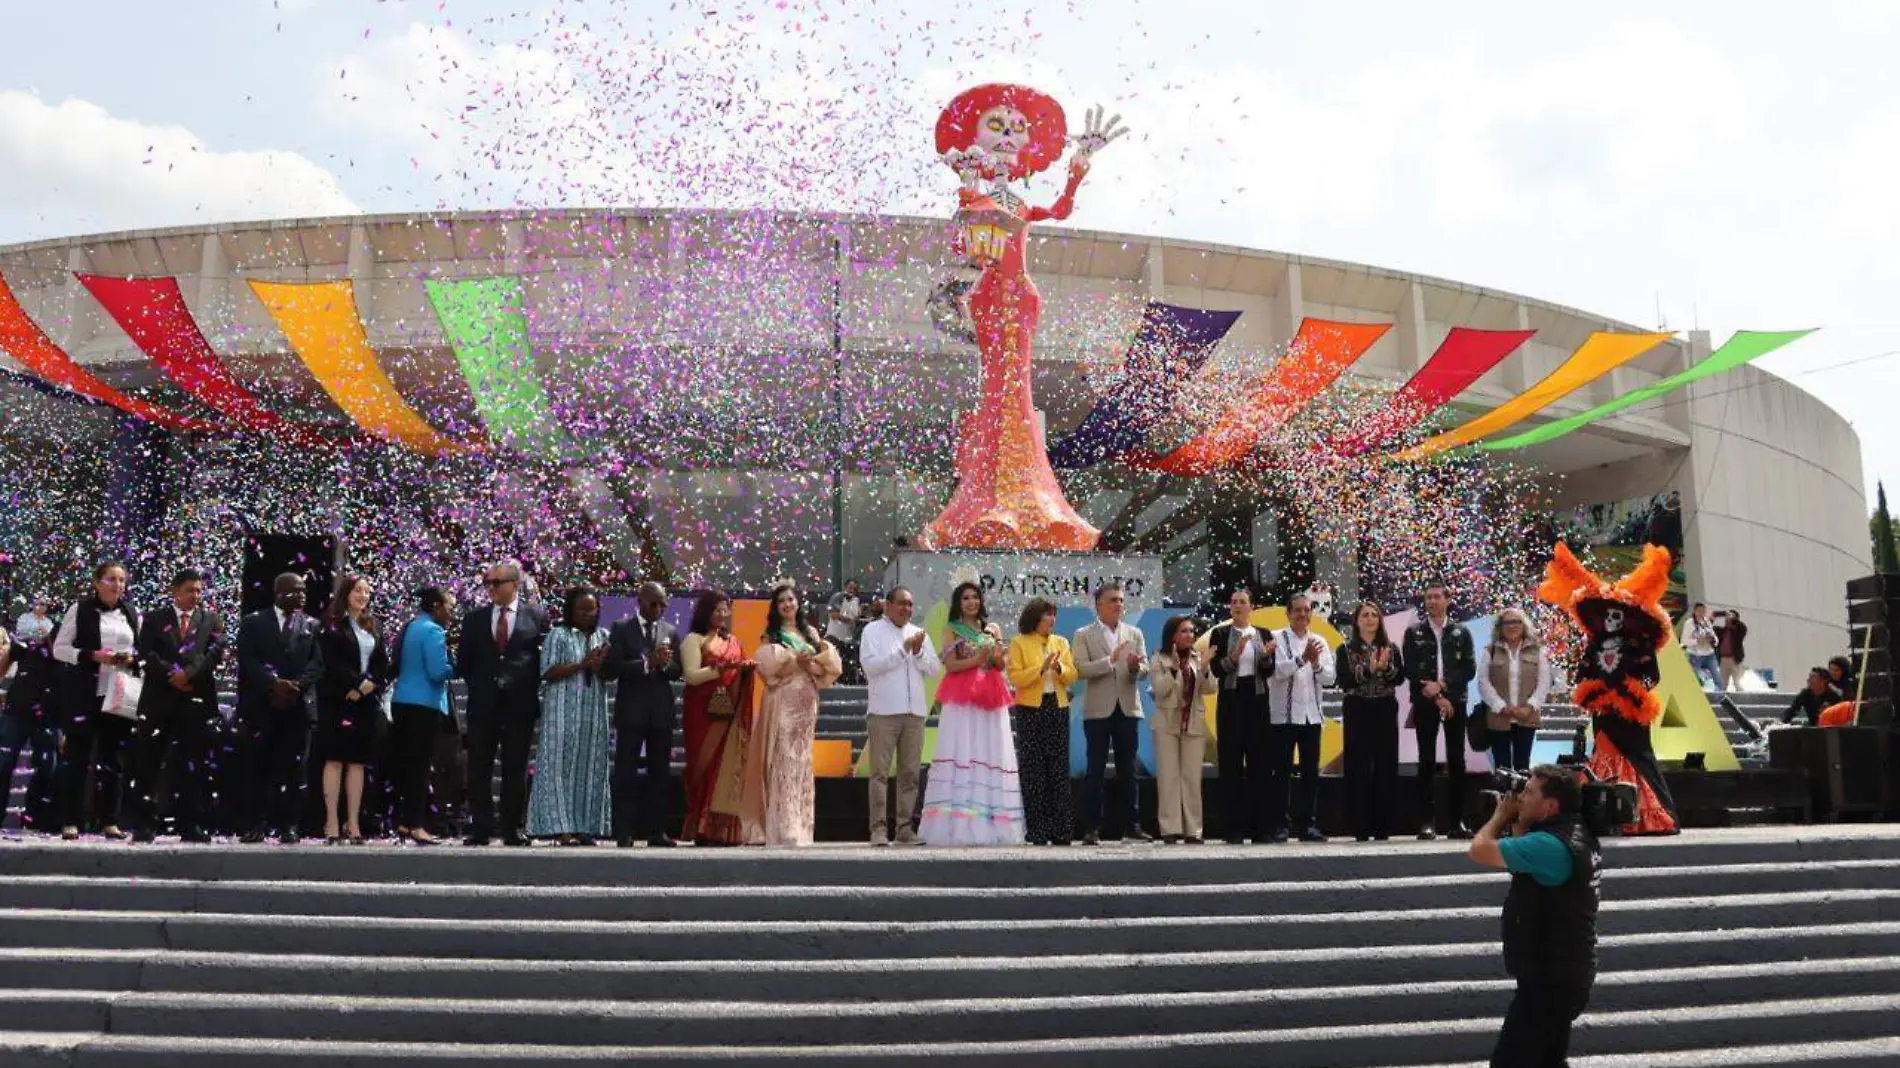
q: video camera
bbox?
[1480,766,1638,837]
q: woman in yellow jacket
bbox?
[1006,597,1080,845]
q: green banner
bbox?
[1480,329,1815,451]
[425,277,576,461]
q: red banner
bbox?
[0,273,215,432]
[77,274,328,447]
[1328,327,1534,456]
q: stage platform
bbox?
[0,826,1898,1065]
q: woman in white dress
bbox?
[919,582,1025,846]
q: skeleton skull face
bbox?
[1603,607,1625,634]
[975,106,1031,167]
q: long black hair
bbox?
[1345,600,1391,649]
[948,581,987,628]
[688,590,730,636]
[761,583,817,647]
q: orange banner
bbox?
[0,274,214,432]
[249,280,474,457]
[1135,318,1390,476]
[1391,331,1672,461]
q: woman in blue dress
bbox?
[528,587,613,845]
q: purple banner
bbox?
[1048,302,1242,470]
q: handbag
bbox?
[707,685,737,721]
[1466,708,1492,752]
[100,666,143,720]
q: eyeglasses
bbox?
[484,578,517,588]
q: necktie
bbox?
[495,606,511,650]
[178,610,192,643]
[281,612,293,644]
[645,620,657,652]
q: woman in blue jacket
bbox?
[390,587,457,845]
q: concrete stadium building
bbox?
[0,210,1870,680]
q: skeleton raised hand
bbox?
[1069,105,1129,166]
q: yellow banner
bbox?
[1392,331,1671,460]
[250,280,472,457]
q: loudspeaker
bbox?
[1770,726,1893,817]
[1846,574,1900,601]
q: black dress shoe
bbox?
[1450,824,1474,841]
[1299,827,1328,844]
[130,828,157,844]
[1266,828,1290,844]
[616,836,638,848]
[1127,829,1155,843]
[1080,831,1101,845]
[647,835,678,848]
[463,833,492,847]
[279,831,303,845]
[1162,834,1183,844]
[1417,823,1438,841]
[238,828,267,845]
[502,833,532,848]
[180,828,212,845]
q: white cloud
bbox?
[0,90,359,242]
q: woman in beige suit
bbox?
[1149,615,1214,844]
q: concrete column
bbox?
[1145,241,1166,301]
[346,223,375,321]
[1394,281,1428,373]
[196,233,231,350]
[1275,260,1305,341]
[1673,331,1714,609]
[1504,303,1534,393]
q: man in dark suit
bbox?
[603,581,681,848]
[458,560,549,847]
[235,573,324,843]
[126,568,227,843]
[1402,579,1478,841]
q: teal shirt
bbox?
[1499,829,1574,888]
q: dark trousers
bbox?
[388,702,443,831]
[1342,696,1399,839]
[1414,700,1470,831]
[1491,979,1590,1067]
[241,713,311,836]
[55,704,133,830]
[613,711,674,841]
[1492,723,1537,772]
[1081,708,1139,836]
[124,698,221,834]
[1012,695,1073,844]
[1267,722,1322,834]
[466,714,534,838]
[0,715,59,830]
[1216,687,1271,841]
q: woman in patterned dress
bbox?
[1004,597,1078,845]
[527,587,613,845]
[919,582,1025,846]
[752,585,842,847]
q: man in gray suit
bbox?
[1073,583,1151,845]
[603,582,681,848]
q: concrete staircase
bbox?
[0,827,1897,1064]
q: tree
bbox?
[1873,482,1900,575]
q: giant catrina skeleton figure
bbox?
[923,84,1127,551]
[1538,541,1681,835]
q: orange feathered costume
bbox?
[1538,542,1680,835]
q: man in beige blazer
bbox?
[1074,583,1150,845]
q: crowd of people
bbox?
[11,555,1829,848]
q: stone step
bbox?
[0,991,1895,1064]
[3,887,1891,961]
[2,858,1895,922]
[8,830,1900,885]
[1,922,1893,1002]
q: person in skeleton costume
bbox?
[1537,542,1680,835]
[925,84,1127,551]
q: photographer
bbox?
[1467,764,1601,1068]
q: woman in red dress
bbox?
[928,85,1127,551]
[679,591,763,846]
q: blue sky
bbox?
[2,0,1896,504]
